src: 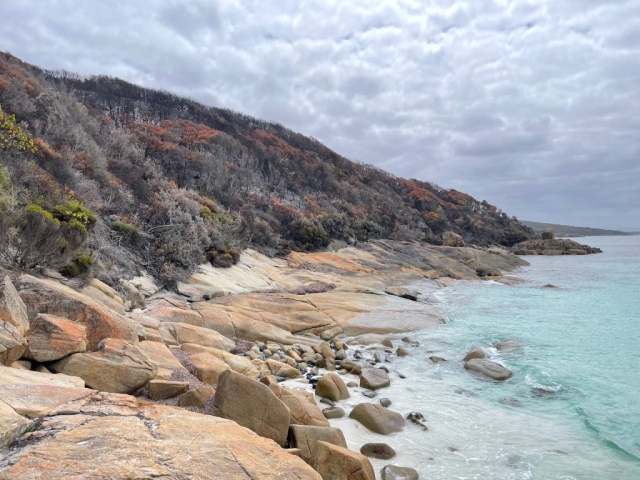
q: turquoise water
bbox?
[331,236,640,479]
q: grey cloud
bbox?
[0,0,638,230]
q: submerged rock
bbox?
[381,465,420,480]
[360,442,396,459]
[464,358,513,381]
[360,368,391,390]
[462,348,485,361]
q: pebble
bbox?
[320,398,336,407]
[362,390,377,398]
[380,398,391,407]
[322,406,345,419]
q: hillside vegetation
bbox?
[521,221,630,238]
[0,52,533,286]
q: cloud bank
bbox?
[1,0,639,229]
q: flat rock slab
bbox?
[0,399,32,448]
[0,403,321,479]
[360,368,391,390]
[349,403,405,435]
[464,358,513,381]
[0,365,92,418]
[0,320,26,366]
[148,380,189,400]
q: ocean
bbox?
[330,235,640,479]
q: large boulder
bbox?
[17,275,137,349]
[360,443,396,460]
[148,380,189,400]
[349,403,405,434]
[158,322,235,351]
[289,425,347,462]
[464,358,513,381]
[316,372,350,402]
[214,370,291,446]
[360,368,391,390]
[261,376,329,427]
[178,386,215,408]
[23,314,87,362]
[0,320,27,366]
[0,276,29,334]
[189,352,231,384]
[442,231,465,247]
[309,441,375,480]
[1,400,321,479]
[52,338,157,393]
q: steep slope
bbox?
[0,52,533,285]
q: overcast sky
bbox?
[1,1,639,230]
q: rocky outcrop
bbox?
[23,314,87,362]
[0,394,321,479]
[315,372,350,401]
[214,370,291,446]
[17,275,138,349]
[51,338,157,393]
[349,403,405,434]
[464,358,513,381]
[512,238,602,255]
[310,441,375,480]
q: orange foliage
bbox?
[33,138,60,159]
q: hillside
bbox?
[0,52,533,286]
[521,221,630,238]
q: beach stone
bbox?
[0,276,29,335]
[396,347,409,357]
[401,337,419,347]
[351,365,363,375]
[335,349,347,360]
[349,403,405,434]
[351,333,388,345]
[51,338,156,394]
[148,380,189,400]
[360,368,391,390]
[363,390,377,398]
[407,412,428,430]
[178,386,215,408]
[261,376,329,427]
[267,359,302,378]
[315,372,350,401]
[380,398,392,407]
[462,348,485,361]
[214,370,291,446]
[429,356,447,363]
[499,397,524,407]
[322,406,345,419]
[381,338,394,348]
[464,358,513,381]
[23,314,87,362]
[360,443,396,460]
[381,465,419,480]
[310,441,375,480]
[190,352,231,384]
[347,381,358,387]
[374,352,382,363]
[0,320,27,366]
[289,425,347,462]
[320,341,335,360]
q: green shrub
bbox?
[110,220,140,236]
[60,252,94,278]
[25,204,59,224]
[51,200,96,230]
